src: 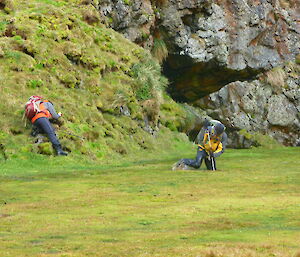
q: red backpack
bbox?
[24,96,43,121]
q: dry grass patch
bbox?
[152,38,168,64]
[265,66,286,89]
[200,243,298,257]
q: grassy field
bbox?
[0,147,300,256]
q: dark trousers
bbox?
[183,147,216,170]
[33,117,60,147]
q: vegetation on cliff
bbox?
[0,0,196,161]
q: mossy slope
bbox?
[0,0,193,161]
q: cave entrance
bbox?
[162,54,263,103]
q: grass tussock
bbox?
[263,60,299,94]
[0,0,14,13]
[132,56,168,100]
[151,0,168,7]
[296,54,300,65]
[279,0,298,9]
[152,38,168,64]
[264,66,286,89]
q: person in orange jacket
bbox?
[174,119,227,170]
[30,97,68,156]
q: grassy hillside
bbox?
[1,147,300,256]
[0,0,195,160]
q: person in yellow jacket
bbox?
[175,119,227,170]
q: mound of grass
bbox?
[0,0,193,160]
[239,129,282,149]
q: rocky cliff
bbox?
[196,63,300,147]
[98,0,300,146]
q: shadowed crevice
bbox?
[164,54,264,102]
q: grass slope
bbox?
[0,0,194,160]
[1,147,300,256]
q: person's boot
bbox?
[53,144,68,156]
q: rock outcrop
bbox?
[196,63,300,147]
[98,0,300,147]
[98,0,155,48]
[98,0,299,98]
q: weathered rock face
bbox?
[98,0,155,48]
[98,0,299,98]
[98,0,300,147]
[195,64,300,147]
[163,0,299,100]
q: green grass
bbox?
[1,147,300,256]
[1,0,182,161]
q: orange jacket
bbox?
[31,101,52,123]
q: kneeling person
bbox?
[180,120,227,170]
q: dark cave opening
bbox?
[162,54,263,103]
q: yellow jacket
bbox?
[198,132,223,155]
[196,127,227,157]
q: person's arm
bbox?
[213,132,228,158]
[213,142,224,157]
[195,127,205,145]
[44,102,60,119]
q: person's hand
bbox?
[58,112,62,117]
[208,151,214,158]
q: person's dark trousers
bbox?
[204,156,216,170]
[182,147,206,169]
[33,117,60,148]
